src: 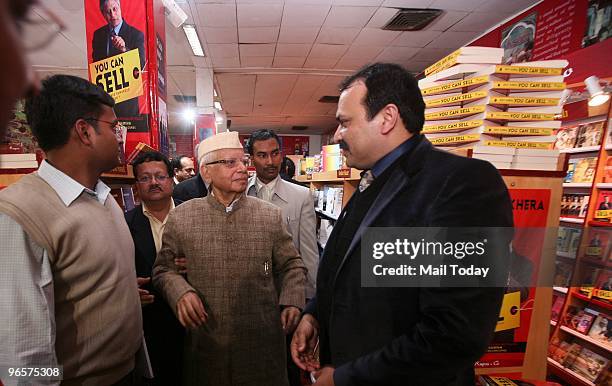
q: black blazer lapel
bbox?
[129,206,156,275]
[332,137,433,283]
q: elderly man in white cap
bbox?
[152,131,306,386]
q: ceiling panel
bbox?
[253,74,299,114]
[273,56,307,67]
[477,0,539,14]
[197,4,237,27]
[240,43,276,57]
[381,0,433,6]
[282,5,331,27]
[309,43,349,59]
[316,27,361,44]
[353,28,401,45]
[202,27,238,44]
[303,57,339,68]
[333,0,384,5]
[211,56,241,68]
[241,56,274,67]
[426,30,481,48]
[402,60,433,73]
[238,27,280,43]
[278,27,321,43]
[391,30,443,47]
[343,44,384,60]
[375,46,419,62]
[429,0,487,11]
[237,4,283,27]
[285,0,333,4]
[168,70,197,97]
[427,10,469,31]
[282,75,327,114]
[323,6,377,28]
[334,57,372,70]
[217,74,257,114]
[366,7,398,28]
[410,47,454,61]
[276,43,313,57]
[450,12,505,32]
[236,0,283,4]
[208,43,240,58]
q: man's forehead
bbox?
[253,138,279,152]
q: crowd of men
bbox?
[0,1,513,385]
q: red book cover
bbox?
[593,269,612,302]
[594,191,612,222]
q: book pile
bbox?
[554,120,606,151]
[551,291,566,323]
[560,193,590,219]
[314,185,343,219]
[578,265,612,302]
[0,153,38,170]
[564,156,597,184]
[419,47,567,171]
[549,337,609,382]
[321,144,343,172]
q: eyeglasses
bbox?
[20,3,67,52]
[206,156,251,168]
[136,175,170,184]
[83,118,126,141]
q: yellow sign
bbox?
[492,81,566,91]
[595,209,612,219]
[483,126,554,136]
[425,91,488,107]
[429,134,482,145]
[89,49,143,104]
[485,111,556,121]
[586,246,603,256]
[489,96,560,106]
[423,119,484,133]
[421,75,490,96]
[496,291,521,332]
[425,105,486,120]
[594,289,612,301]
[484,140,552,149]
[495,65,563,76]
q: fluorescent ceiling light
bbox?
[214,101,222,111]
[183,24,205,57]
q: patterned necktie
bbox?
[358,170,375,192]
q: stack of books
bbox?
[0,153,38,170]
[419,47,567,171]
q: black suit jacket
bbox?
[172,174,208,203]
[304,136,514,386]
[92,20,145,119]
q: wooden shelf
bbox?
[595,183,612,189]
[573,291,612,311]
[560,146,601,154]
[554,286,569,294]
[559,325,612,353]
[605,144,612,151]
[588,221,612,227]
[563,183,594,188]
[547,358,595,386]
[295,168,361,183]
[559,217,586,224]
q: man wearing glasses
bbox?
[125,151,184,386]
[0,75,143,385]
[153,131,306,386]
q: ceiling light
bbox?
[214,101,222,111]
[213,89,218,97]
[585,75,610,107]
[183,108,196,124]
[182,24,205,57]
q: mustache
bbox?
[338,140,350,151]
[148,185,163,192]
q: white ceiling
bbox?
[28,0,540,135]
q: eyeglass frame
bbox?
[20,3,67,52]
[205,156,251,169]
[82,117,126,141]
[135,174,171,184]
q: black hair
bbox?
[24,74,115,152]
[280,156,295,181]
[245,129,281,155]
[171,155,190,171]
[131,151,174,179]
[100,0,120,11]
[339,63,425,134]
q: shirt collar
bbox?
[211,190,243,213]
[110,20,123,35]
[142,199,175,222]
[37,160,111,206]
[371,135,419,178]
[255,174,279,193]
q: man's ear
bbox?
[379,104,399,135]
[201,164,213,185]
[74,118,94,146]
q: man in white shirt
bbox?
[246,129,319,386]
[125,151,184,386]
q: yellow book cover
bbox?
[483,126,554,136]
[422,120,485,133]
[494,65,563,76]
[420,75,490,96]
[425,90,489,108]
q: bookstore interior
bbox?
[1,0,612,385]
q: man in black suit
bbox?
[291,63,514,386]
[92,0,145,119]
[172,143,209,202]
[125,151,184,385]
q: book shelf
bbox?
[547,100,611,386]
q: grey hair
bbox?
[100,0,120,11]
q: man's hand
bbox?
[281,306,300,335]
[137,277,154,306]
[291,314,320,372]
[177,291,208,329]
[174,257,187,274]
[110,35,126,52]
[312,366,335,386]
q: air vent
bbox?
[291,126,308,131]
[319,95,340,103]
[173,95,196,104]
[382,8,443,31]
